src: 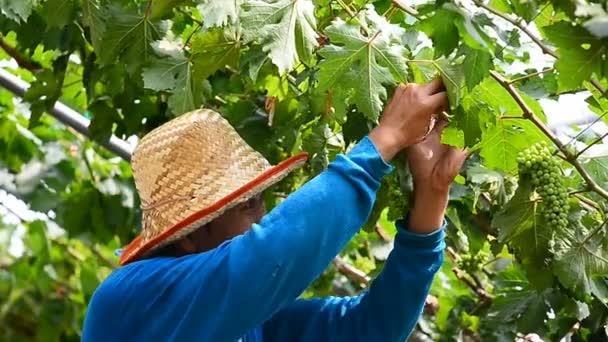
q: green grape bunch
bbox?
[385,172,408,222]
[516,142,570,231]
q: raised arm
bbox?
[159,81,449,340]
[262,119,467,342]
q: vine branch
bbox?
[575,131,608,159]
[472,0,607,95]
[508,68,554,84]
[446,247,494,302]
[582,217,608,245]
[333,256,370,286]
[490,71,608,201]
[333,255,439,314]
[0,35,41,72]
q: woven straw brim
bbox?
[119,153,307,265]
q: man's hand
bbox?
[369,79,447,162]
[407,120,467,234]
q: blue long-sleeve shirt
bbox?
[82,136,445,341]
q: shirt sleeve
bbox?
[261,219,446,342]
[136,136,395,340]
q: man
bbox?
[82,79,466,341]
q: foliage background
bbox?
[2,0,608,341]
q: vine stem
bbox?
[472,0,607,95]
[574,131,608,159]
[446,247,494,301]
[0,35,41,72]
[177,8,204,26]
[564,110,608,148]
[333,255,439,313]
[333,256,370,286]
[490,71,608,201]
[581,217,608,245]
[508,68,554,84]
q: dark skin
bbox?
[153,79,466,258]
[151,195,266,257]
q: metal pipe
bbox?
[0,68,133,161]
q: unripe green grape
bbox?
[518,142,569,231]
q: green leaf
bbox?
[143,50,208,114]
[480,119,547,173]
[490,0,513,13]
[0,0,36,22]
[493,179,553,286]
[317,18,408,120]
[463,48,493,90]
[417,8,459,57]
[191,28,240,80]
[88,99,120,144]
[492,179,536,243]
[241,0,318,74]
[23,55,69,127]
[441,126,465,149]
[512,0,537,22]
[25,220,50,259]
[434,58,465,110]
[80,258,100,302]
[582,156,608,188]
[82,0,106,52]
[197,0,240,28]
[553,221,608,294]
[543,21,605,91]
[42,0,74,28]
[98,6,166,72]
[149,0,187,20]
[455,97,493,147]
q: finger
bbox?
[423,118,449,146]
[432,119,449,135]
[444,148,468,178]
[427,91,448,114]
[421,78,445,95]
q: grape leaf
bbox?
[197,0,240,28]
[0,0,36,22]
[88,99,120,144]
[487,264,550,326]
[463,48,493,90]
[317,18,408,120]
[553,222,608,294]
[98,6,166,73]
[512,0,537,22]
[191,28,240,80]
[493,179,536,243]
[456,97,493,147]
[241,0,318,74]
[417,8,459,57]
[543,21,605,91]
[490,0,513,14]
[143,50,208,114]
[441,126,465,149]
[82,0,107,59]
[480,119,547,173]
[434,58,465,110]
[582,156,608,188]
[149,0,188,20]
[493,179,553,287]
[42,0,74,28]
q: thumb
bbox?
[443,147,468,179]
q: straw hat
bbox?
[119,109,308,265]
